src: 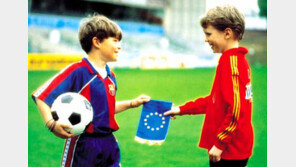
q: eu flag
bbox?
[135,99,172,145]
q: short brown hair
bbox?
[78,14,122,53]
[200,5,245,40]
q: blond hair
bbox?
[200,5,245,40]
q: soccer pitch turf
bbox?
[28,67,267,167]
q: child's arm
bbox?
[178,96,211,115]
[35,98,74,139]
[115,94,150,113]
[164,96,211,117]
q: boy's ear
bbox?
[92,37,100,49]
[224,28,233,39]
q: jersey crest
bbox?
[108,84,115,96]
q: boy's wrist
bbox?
[45,119,54,127]
[45,119,56,132]
[129,100,135,108]
[49,121,57,132]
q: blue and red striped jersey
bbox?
[32,58,119,134]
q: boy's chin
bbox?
[212,50,221,54]
[109,56,118,62]
[110,58,117,62]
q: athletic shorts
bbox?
[61,133,120,167]
[210,158,249,167]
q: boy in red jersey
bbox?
[32,14,150,167]
[164,5,253,167]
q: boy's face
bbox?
[99,37,121,62]
[203,25,228,53]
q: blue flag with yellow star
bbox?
[135,99,172,145]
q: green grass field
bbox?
[28,67,266,167]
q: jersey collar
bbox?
[82,58,112,77]
[222,47,248,56]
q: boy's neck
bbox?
[87,52,106,69]
[223,40,239,52]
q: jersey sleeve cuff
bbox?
[214,140,226,151]
[179,105,190,115]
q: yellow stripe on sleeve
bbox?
[230,56,239,75]
[217,56,241,141]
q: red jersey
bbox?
[179,47,254,160]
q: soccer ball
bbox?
[51,92,93,136]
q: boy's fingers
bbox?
[54,130,71,139]
[140,97,150,102]
[65,133,75,138]
[209,155,213,162]
[163,112,169,116]
[209,155,217,162]
[139,95,150,99]
[164,111,173,116]
[213,156,220,162]
[59,128,74,138]
[60,123,72,129]
[144,98,150,102]
[61,133,73,139]
[143,96,150,99]
[141,98,150,104]
[54,123,74,138]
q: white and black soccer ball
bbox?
[51,92,93,136]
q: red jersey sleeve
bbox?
[214,55,243,150]
[179,95,211,115]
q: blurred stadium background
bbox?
[28,0,266,70]
[28,0,267,166]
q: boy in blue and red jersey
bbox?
[164,6,254,167]
[32,14,150,167]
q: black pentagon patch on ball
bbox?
[68,112,81,125]
[61,95,73,103]
[84,100,91,110]
[51,111,59,121]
